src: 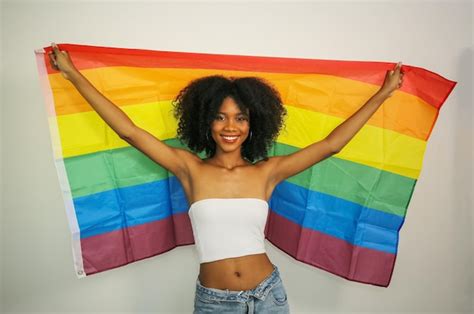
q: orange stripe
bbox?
[49,68,437,141]
[42,43,457,109]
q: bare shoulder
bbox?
[253,156,279,169]
[253,156,280,180]
[174,147,201,162]
[257,154,287,167]
[173,147,203,174]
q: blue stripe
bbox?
[74,177,188,238]
[270,181,403,254]
[74,177,403,253]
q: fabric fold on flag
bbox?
[35,43,456,287]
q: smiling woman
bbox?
[171,77,292,312]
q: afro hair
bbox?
[172,75,287,163]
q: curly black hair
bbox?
[172,75,287,163]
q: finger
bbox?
[51,42,60,54]
[396,62,403,74]
[49,58,58,70]
[48,51,59,67]
[48,52,57,65]
[48,51,56,61]
[49,56,58,67]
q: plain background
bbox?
[1,0,472,313]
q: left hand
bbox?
[379,62,404,97]
[48,43,78,81]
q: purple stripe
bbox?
[81,209,395,286]
[81,212,193,275]
[265,210,395,287]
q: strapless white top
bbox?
[188,198,269,263]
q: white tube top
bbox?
[188,198,269,263]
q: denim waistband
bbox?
[195,264,281,302]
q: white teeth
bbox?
[222,136,239,140]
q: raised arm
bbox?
[267,62,404,185]
[48,43,196,178]
[325,62,404,152]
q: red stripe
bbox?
[81,212,194,275]
[81,209,395,286]
[43,43,456,109]
[264,210,396,287]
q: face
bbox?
[210,96,250,154]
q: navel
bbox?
[234,271,241,277]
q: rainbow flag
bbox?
[35,43,455,287]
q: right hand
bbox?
[48,43,78,81]
[379,62,404,97]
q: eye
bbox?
[215,115,225,121]
[237,116,249,121]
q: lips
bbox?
[221,135,240,143]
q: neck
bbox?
[207,148,249,170]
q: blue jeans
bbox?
[193,264,290,313]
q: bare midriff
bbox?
[181,156,278,291]
[198,253,275,291]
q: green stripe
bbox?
[64,138,192,197]
[269,144,415,217]
[65,139,415,217]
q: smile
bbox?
[221,135,240,143]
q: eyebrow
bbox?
[217,111,247,116]
[217,112,249,117]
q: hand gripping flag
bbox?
[35,44,456,287]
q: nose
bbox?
[224,119,237,130]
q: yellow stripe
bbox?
[49,67,437,141]
[279,106,425,178]
[56,100,425,178]
[56,100,177,157]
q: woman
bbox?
[49,43,403,313]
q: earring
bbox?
[248,130,253,142]
[206,131,212,142]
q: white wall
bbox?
[1,0,472,313]
[0,1,4,312]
